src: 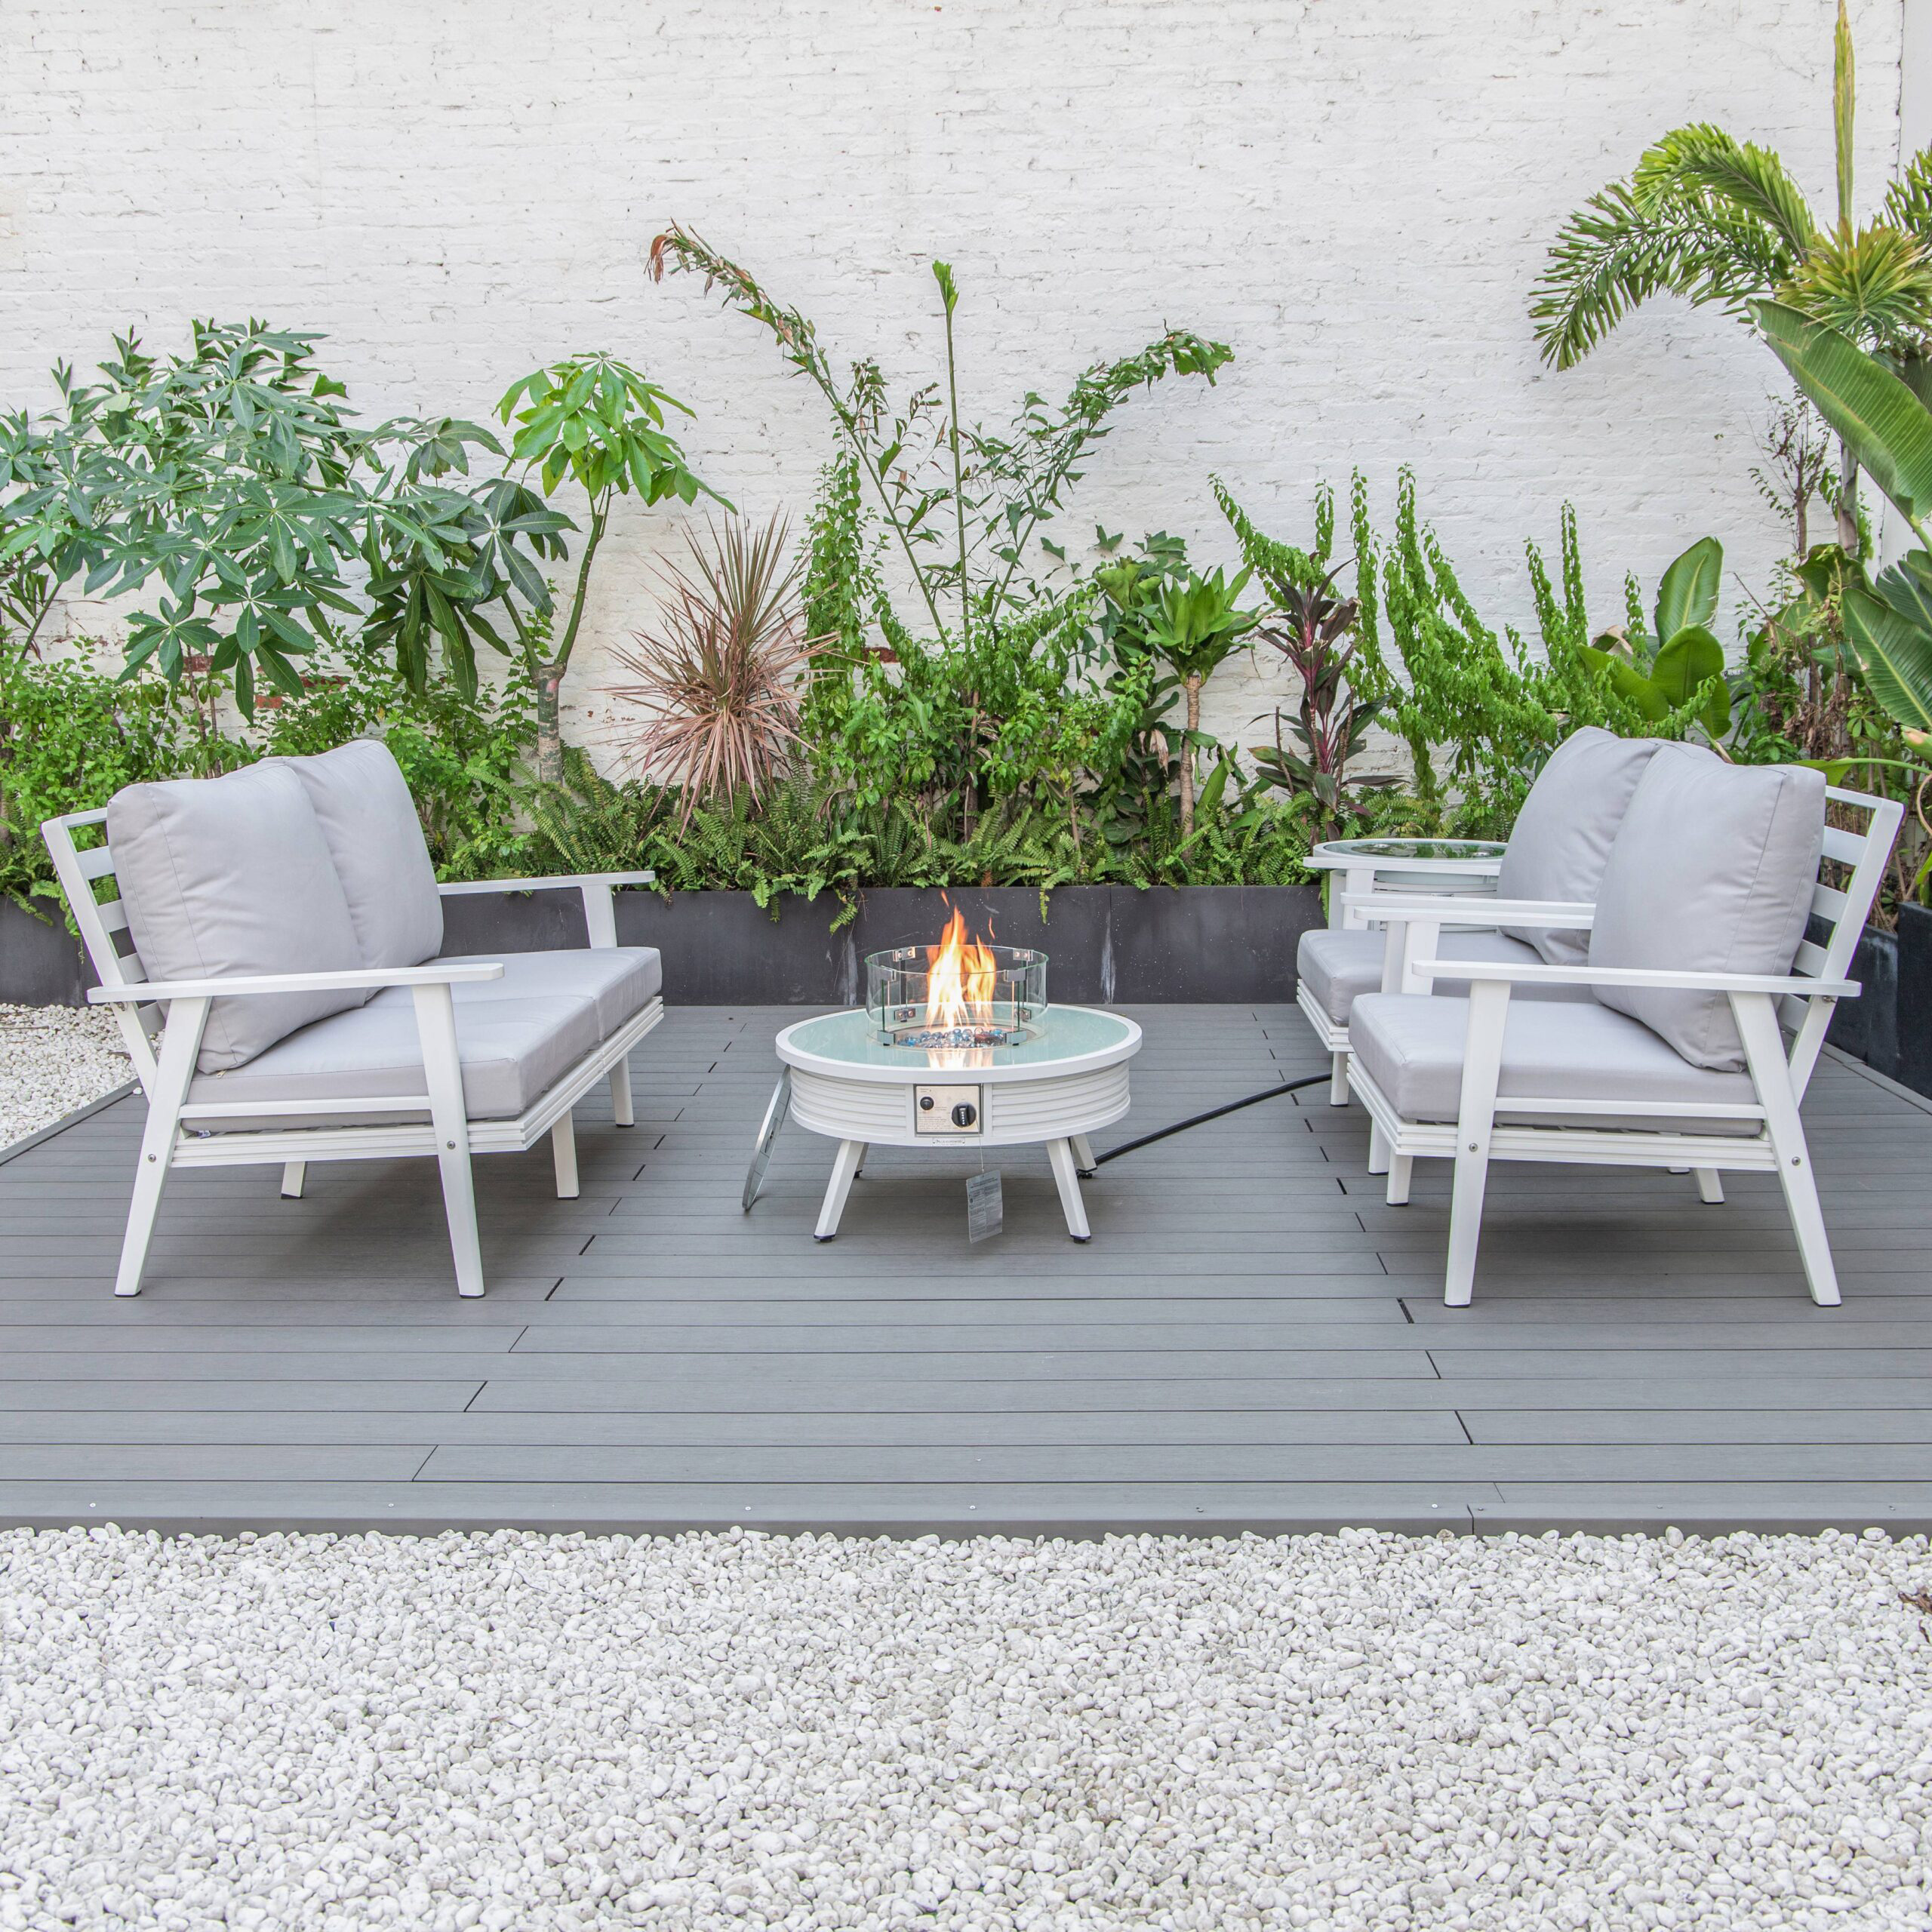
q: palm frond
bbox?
[1530,180,1789,368]
[1633,125,1820,260]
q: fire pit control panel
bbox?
[914,1084,983,1135]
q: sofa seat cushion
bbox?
[1588,749,1826,1071]
[1495,728,1669,966]
[371,948,663,1041]
[106,761,368,1075]
[1348,992,1763,1135]
[275,740,443,970]
[1297,928,1590,1029]
[187,992,601,1124]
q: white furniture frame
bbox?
[1300,838,1504,1103]
[1343,786,1903,1308]
[42,806,660,1299]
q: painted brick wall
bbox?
[0,0,1906,759]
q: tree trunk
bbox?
[1180,671,1202,837]
[1838,438,1860,555]
[534,660,567,789]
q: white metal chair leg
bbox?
[609,1056,635,1128]
[280,1161,306,1200]
[1386,1153,1413,1206]
[1071,1134,1096,1176]
[1734,993,1838,1307]
[1694,1168,1724,1204]
[414,982,485,1298]
[1444,980,1509,1308]
[1329,1051,1349,1105]
[1367,1124,1391,1174]
[814,1140,866,1241]
[114,997,208,1300]
[551,1111,580,1199]
[1048,1138,1092,1241]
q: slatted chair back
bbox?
[1783,784,1904,1101]
[40,807,162,1091]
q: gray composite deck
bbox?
[3,1003,1932,1537]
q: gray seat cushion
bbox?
[188,992,601,1124]
[1589,749,1826,1072]
[1349,992,1762,1134]
[107,762,367,1075]
[370,948,663,1041]
[1297,928,1589,1029]
[1495,728,1668,966]
[275,740,443,970]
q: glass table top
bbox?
[783,1004,1134,1072]
[1312,837,1509,861]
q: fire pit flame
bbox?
[925,907,1000,1038]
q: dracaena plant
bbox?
[1217,477,1394,838]
[0,321,547,718]
[494,353,726,784]
[605,514,819,825]
[1531,1,1932,553]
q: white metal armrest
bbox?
[1342,895,1596,927]
[88,962,506,1004]
[1412,958,1859,998]
[437,871,654,948]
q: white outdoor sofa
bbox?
[1334,745,1900,1308]
[42,740,664,1299]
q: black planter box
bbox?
[2,881,1322,1008]
[0,898,95,1008]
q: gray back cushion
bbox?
[1496,728,1666,964]
[107,761,368,1073]
[1588,748,1826,1071]
[275,740,443,969]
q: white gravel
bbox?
[4,1527,1932,1930]
[0,1002,132,1152]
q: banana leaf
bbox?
[1653,537,1722,641]
[1841,579,1932,732]
[1752,299,1932,529]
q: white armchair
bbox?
[1341,756,1902,1309]
[43,741,665,1300]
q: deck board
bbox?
[2,1002,1929,1535]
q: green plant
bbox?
[605,515,818,825]
[0,648,244,910]
[0,321,533,715]
[648,226,1232,645]
[1531,2,1932,552]
[1217,479,1394,838]
[1581,537,1732,736]
[494,352,725,784]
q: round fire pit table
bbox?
[764,1005,1143,1242]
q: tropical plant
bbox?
[1581,536,1732,737]
[1217,478,1393,837]
[605,515,819,824]
[0,321,543,715]
[647,226,1232,644]
[1531,1,1932,551]
[494,352,724,784]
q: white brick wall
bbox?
[0,0,1906,760]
